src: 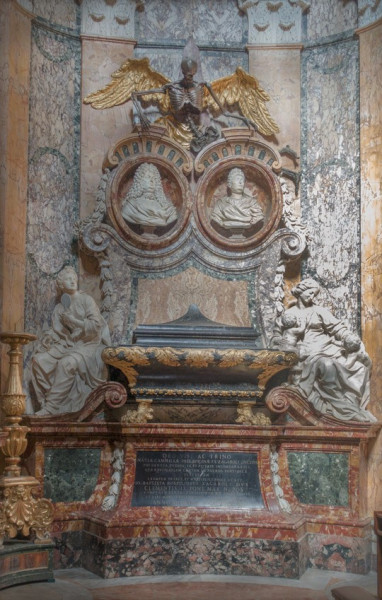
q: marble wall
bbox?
[1,0,381,515]
[0,1,32,391]
[306,0,358,40]
[25,16,81,336]
[358,20,382,513]
[301,36,360,332]
[136,0,246,45]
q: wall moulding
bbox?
[246,44,303,50]
[80,34,137,44]
[355,15,382,35]
[13,0,34,20]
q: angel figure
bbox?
[84,43,279,152]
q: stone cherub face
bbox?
[281,312,298,329]
[342,332,361,353]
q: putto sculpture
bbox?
[31,266,110,416]
[210,167,264,234]
[273,278,375,423]
[122,162,177,234]
[84,41,279,151]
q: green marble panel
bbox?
[44,448,101,503]
[287,451,349,506]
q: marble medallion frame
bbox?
[195,155,283,251]
[107,155,191,250]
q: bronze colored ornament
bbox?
[121,399,154,424]
[0,333,53,547]
[236,402,272,426]
[84,54,279,150]
[103,345,297,389]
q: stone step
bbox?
[331,586,377,600]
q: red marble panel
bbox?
[25,421,377,557]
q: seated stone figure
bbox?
[273,278,375,422]
[121,162,177,229]
[210,167,263,231]
[32,266,110,416]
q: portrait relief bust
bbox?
[121,162,178,237]
[210,167,263,238]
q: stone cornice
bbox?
[80,34,137,45]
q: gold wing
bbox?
[83,57,171,112]
[205,67,279,136]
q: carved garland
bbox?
[101,444,125,511]
[270,446,292,513]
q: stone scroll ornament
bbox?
[272,278,376,423]
[31,266,111,416]
[83,38,279,151]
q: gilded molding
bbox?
[134,388,263,399]
[0,333,53,547]
[236,402,271,426]
[102,346,297,389]
[0,482,53,546]
[121,399,154,423]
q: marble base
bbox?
[77,530,370,579]
[0,541,54,590]
[82,533,305,579]
[24,417,378,580]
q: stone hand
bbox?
[71,328,83,342]
[61,312,82,331]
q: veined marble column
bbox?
[357,18,382,512]
[0,0,33,391]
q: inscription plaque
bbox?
[132,450,264,508]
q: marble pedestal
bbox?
[0,541,54,589]
[23,413,378,579]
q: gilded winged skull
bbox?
[84,53,279,152]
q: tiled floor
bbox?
[0,568,378,600]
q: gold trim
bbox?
[236,402,271,426]
[103,346,297,389]
[133,388,263,398]
[0,480,53,546]
[121,399,154,424]
[0,333,53,547]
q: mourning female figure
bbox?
[275,278,375,422]
[31,266,110,416]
